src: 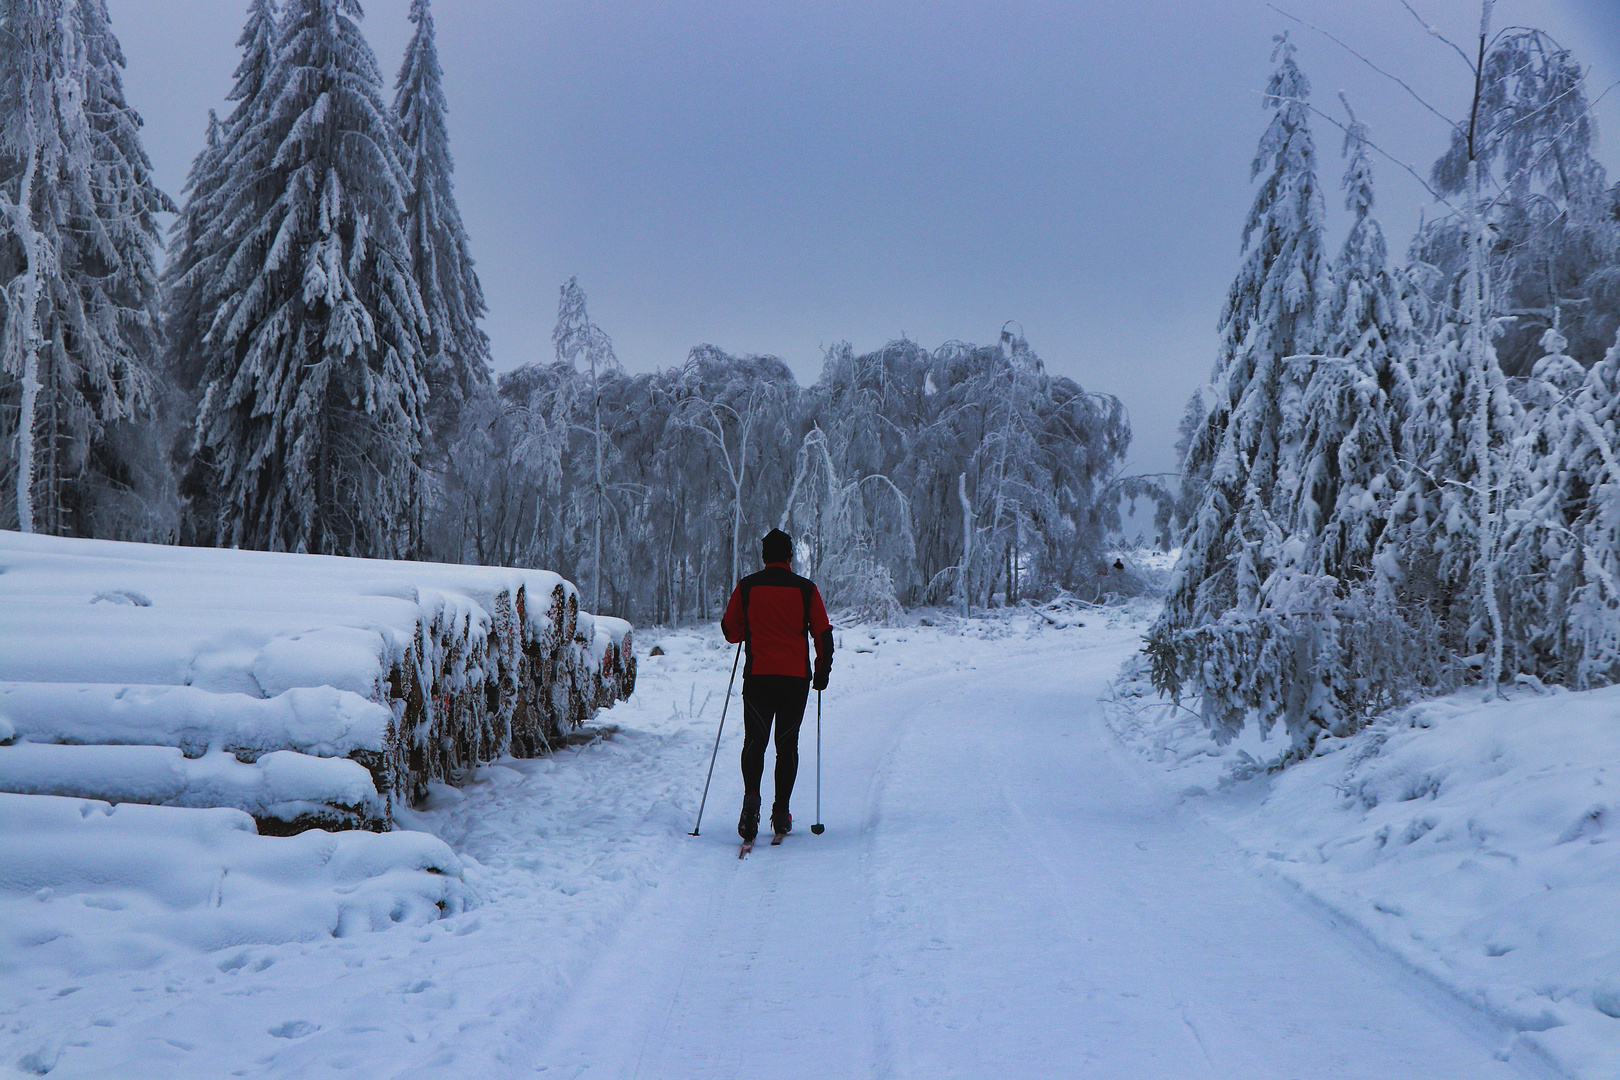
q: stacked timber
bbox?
[0,531,635,832]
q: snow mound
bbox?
[1109,667,1620,1079]
[0,793,471,978]
[0,531,636,819]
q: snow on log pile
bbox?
[0,793,472,972]
[0,531,635,833]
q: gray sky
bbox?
[116,0,1619,497]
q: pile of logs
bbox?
[0,532,635,832]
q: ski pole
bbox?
[811,690,825,835]
[690,640,743,836]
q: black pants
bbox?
[740,674,810,813]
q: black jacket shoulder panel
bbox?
[742,565,813,590]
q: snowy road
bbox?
[1,615,1563,1078]
[525,628,1542,1080]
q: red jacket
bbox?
[722,563,834,679]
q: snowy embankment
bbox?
[0,531,635,829]
[1110,662,1620,1079]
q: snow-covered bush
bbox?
[1147,570,1456,755]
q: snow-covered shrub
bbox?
[1147,568,1456,755]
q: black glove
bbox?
[812,662,830,692]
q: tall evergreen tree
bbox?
[190,0,428,556]
[394,0,489,449]
[1146,34,1331,748]
[1500,328,1620,688]
[168,0,281,543]
[1290,102,1412,582]
[165,0,280,400]
[1,0,171,537]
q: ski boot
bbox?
[737,791,761,843]
[770,805,792,840]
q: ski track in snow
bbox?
[0,611,1560,1079]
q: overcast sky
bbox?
[115,0,1620,492]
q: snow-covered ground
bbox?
[1110,661,1620,1080]
[1,598,1610,1078]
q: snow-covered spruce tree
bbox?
[165,0,279,399]
[1283,103,1412,577]
[1,0,172,538]
[163,109,225,398]
[1160,389,1209,550]
[395,0,489,449]
[1271,102,1454,725]
[190,0,428,557]
[1145,34,1333,750]
[169,0,282,544]
[1500,328,1620,687]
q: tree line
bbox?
[1,0,1137,622]
[435,286,1135,626]
[1150,19,1620,759]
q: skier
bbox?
[722,528,834,845]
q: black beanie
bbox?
[762,528,793,564]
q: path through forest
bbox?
[522,630,1546,1080]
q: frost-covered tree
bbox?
[1146,34,1333,748]
[777,424,907,620]
[1,0,172,538]
[165,0,280,400]
[552,277,618,610]
[1290,101,1413,582]
[190,0,428,557]
[169,0,281,543]
[1500,328,1620,687]
[419,324,1131,626]
[395,0,489,448]
[1391,3,1550,692]
[675,344,795,591]
[1413,24,1617,375]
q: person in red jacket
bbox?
[721,528,834,842]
